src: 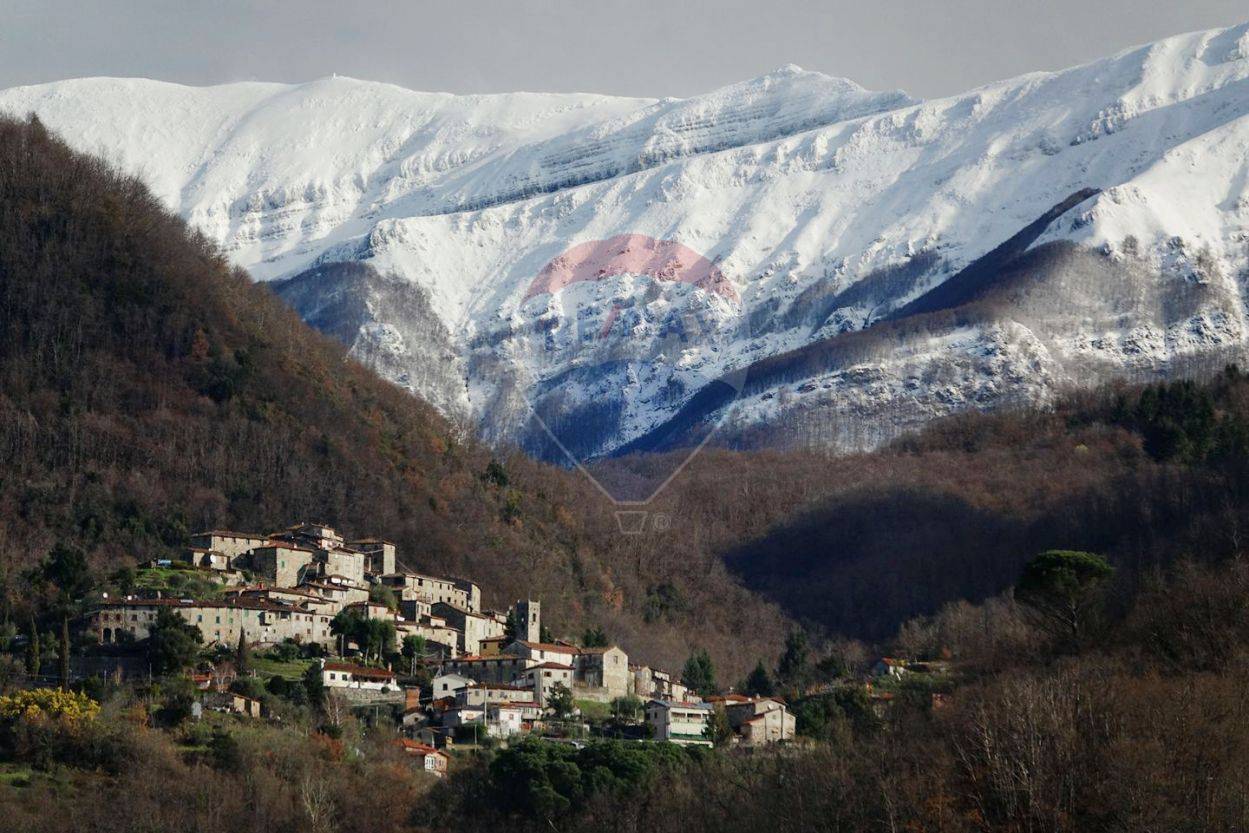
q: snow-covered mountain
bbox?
[5,23,1249,459]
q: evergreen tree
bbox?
[777,630,810,688]
[236,629,251,676]
[582,625,608,648]
[1016,550,1115,646]
[682,648,717,696]
[705,707,733,745]
[402,634,426,675]
[504,607,522,642]
[24,617,39,678]
[548,682,575,719]
[743,661,774,697]
[58,615,70,689]
[147,609,203,676]
[41,544,92,610]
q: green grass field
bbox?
[251,655,315,681]
[0,763,33,789]
[575,699,611,722]
[134,565,225,599]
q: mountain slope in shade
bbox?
[4,23,1249,456]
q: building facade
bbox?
[647,700,713,746]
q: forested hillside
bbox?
[671,370,1249,639]
[0,115,787,678]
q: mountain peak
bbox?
[1,22,1246,461]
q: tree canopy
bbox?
[146,609,203,675]
[682,649,717,696]
[1015,550,1114,645]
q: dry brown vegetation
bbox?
[0,114,786,679]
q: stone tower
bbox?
[515,599,541,642]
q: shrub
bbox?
[0,688,99,722]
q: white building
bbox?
[320,660,397,691]
[431,672,475,700]
[486,701,543,738]
[647,699,713,747]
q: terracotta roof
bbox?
[706,694,752,704]
[229,585,324,601]
[386,571,457,586]
[526,662,574,671]
[395,739,444,756]
[323,574,365,585]
[97,598,287,613]
[192,530,268,540]
[515,641,577,654]
[253,542,317,554]
[649,699,711,710]
[495,701,542,709]
[300,581,346,592]
[323,662,395,680]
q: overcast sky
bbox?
[2,1,1245,100]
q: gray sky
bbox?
[2,1,1245,100]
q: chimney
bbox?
[405,687,420,711]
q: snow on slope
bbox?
[4,23,1249,458]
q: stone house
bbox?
[721,697,796,746]
[574,646,630,701]
[251,542,317,587]
[188,530,269,563]
[458,682,534,708]
[396,739,448,777]
[344,599,392,621]
[519,662,575,707]
[88,597,334,649]
[349,539,396,576]
[380,572,473,611]
[442,655,531,686]
[476,635,509,657]
[398,598,433,622]
[432,602,505,655]
[505,640,579,665]
[396,618,460,658]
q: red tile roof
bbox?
[396,739,445,757]
[323,662,395,680]
[515,641,577,654]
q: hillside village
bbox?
[81,522,797,758]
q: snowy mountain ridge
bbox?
[4,23,1249,459]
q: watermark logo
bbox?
[519,234,750,533]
